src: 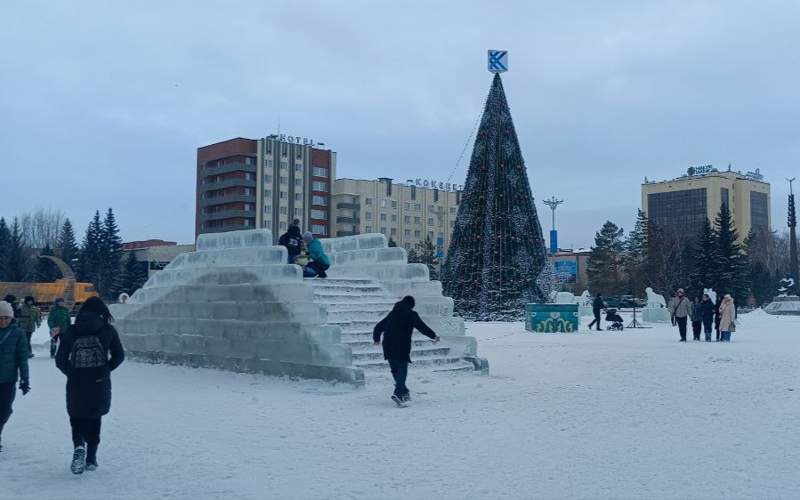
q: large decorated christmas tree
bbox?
[441,73,547,320]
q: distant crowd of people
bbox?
[278,219,330,278]
[0,295,125,475]
[588,289,737,342]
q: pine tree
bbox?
[57,218,80,273]
[623,210,649,296]
[387,237,398,248]
[408,237,439,281]
[0,218,10,281]
[4,218,30,282]
[35,244,60,282]
[80,211,103,286]
[688,218,717,298]
[120,252,149,296]
[713,204,750,304]
[99,208,124,299]
[441,73,547,320]
[586,221,625,295]
[536,256,559,301]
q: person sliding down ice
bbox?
[372,296,440,407]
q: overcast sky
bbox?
[2,1,799,247]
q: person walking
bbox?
[668,288,691,342]
[0,301,30,452]
[587,293,605,331]
[690,296,703,341]
[714,296,723,341]
[718,294,736,342]
[372,296,440,406]
[3,296,20,324]
[278,220,304,264]
[55,297,125,474]
[48,298,72,358]
[302,231,330,278]
[17,296,41,358]
[701,294,714,342]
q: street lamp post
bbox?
[543,196,564,254]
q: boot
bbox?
[71,446,86,475]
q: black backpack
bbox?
[70,335,107,369]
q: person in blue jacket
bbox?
[302,231,330,278]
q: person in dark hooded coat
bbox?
[56,297,124,474]
[372,296,439,405]
[278,219,304,264]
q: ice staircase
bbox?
[109,229,487,385]
[309,278,475,372]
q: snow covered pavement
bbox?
[3,312,800,499]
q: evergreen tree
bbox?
[57,218,80,273]
[713,204,750,304]
[623,210,649,296]
[99,208,124,299]
[120,252,149,296]
[387,237,398,248]
[4,218,30,282]
[586,221,625,295]
[688,218,718,298]
[407,237,439,281]
[0,218,10,281]
[536,256,559,301]
[35,244,61,282]
[441,73,547,320]
[80,211,103,286]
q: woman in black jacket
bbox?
[56,297,124,474]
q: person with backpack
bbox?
[17,296,41,358]
[372,296,440,406]
[0,301,30,452]
[278,219,304,264]
[55,297,125,474]
[48,298,71,358]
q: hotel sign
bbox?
[687,164,715,176]
[269,134,317,146]
[406,178,463,192]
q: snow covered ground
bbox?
[3,312,800,499]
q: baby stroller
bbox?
[605,308,624,331]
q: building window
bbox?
[365,198,373,206]
[414,230,421,238]
[380,213,387,221]
[265,175,273,183]
[428,205,435,212]
[751,191,769,230]
[312,181,328,192]
[414,217,421,224]
[296,150,303,160]
[380,199,388,208]
[391,214,397,222]
[647,188,708,235]
[450,207,456,215]
[295,164,303,173]
[294,179,302,186]
[312,195,327,206]
[428,218,434,226]
[391,201,397,209]
[414,204,421,211]
[265,142,272,154]
[411,185,416,200]
[365,225,373,232]
[265,190,272,198]
[265,159,274,168]
[404,216,411,224]
[245,157,254,165]
[280,221,287,230]
[365,212,373,220]
[721,188,730,209]
[312,166,328,177]
[404,229,411,237]
[380,227,387,234]
[294,193,302,201]
[434,189,439,202]
[264,205,272,213]
[311,224,327,235]
[311,209,327,220]
[404,202,410,210]
[280,161,288,170]
[279,207,288,215]
[280,191,287,199]
[281,143,287,156]
[294,208,302,217]
[391,228,397,236]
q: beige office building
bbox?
[333,178,463,258]
[641,166,771,241]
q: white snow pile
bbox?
[3,313,799,499]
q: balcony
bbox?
[200,178,256,191]
[336,202,361,210]
[202,162,257,176]
[202,210,257,222]
[336,216,360,224]
[201,194,255,207]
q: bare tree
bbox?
[19,208,65,250]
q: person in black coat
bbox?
[587,293,605,331]
[701,293,714,342]
[56,297,124,474]
[278,220,303,264]
[372,296,439,404]
[714,296,723,341]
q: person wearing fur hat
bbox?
[0,301,31,452]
